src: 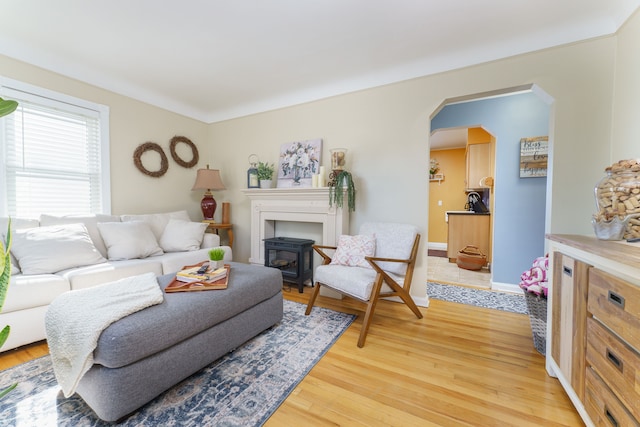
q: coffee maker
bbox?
[465,190,490,213]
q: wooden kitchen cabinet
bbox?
[465,142,491,189]
[446,213,491,263]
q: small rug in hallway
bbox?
[428,282,527,314]
[0,300,355,427]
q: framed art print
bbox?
[276,138,322,188]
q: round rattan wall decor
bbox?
[170,136,199,168]
[133,142,168,177]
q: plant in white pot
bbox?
[208,247,226,270]
[257,162,275,188]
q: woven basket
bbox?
[456,245,487,271]
[524,291,547,355]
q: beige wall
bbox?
[612,9,640,160]
[4,14,639,297]
[0,55,210,221]
[211,36,618,297]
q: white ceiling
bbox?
[1,1,638,123]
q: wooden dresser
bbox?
[547,234,640,427]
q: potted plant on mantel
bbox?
[329,170,356,212]
[257,161,275,189]
[0,96,19,398]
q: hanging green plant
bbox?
[329,170,356,212]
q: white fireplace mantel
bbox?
[242,187,349,265]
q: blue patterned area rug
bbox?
[428,282,527,314]
[0,300,354,426]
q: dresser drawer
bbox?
[588,268,640,351]
[585,367,639,427]
[586,317,640,421]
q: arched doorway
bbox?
[427,85,553,293]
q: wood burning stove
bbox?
[263,237,314,293]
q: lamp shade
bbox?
[192,168,225,191]
[192,168,225,220]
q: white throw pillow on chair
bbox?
[329,234,376,268]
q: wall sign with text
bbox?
[519,136,548,178]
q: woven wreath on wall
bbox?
[133,142,169,177]
[133,136,199,177]
[170,136,199,168]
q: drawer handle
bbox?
[605,407,619,427]
[606,348,624,373]
[562,265,572,277]
[607,291,625,309]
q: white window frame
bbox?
[0,76,111,217]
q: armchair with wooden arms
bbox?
[305,222,423,347]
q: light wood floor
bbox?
[0,287,583,426]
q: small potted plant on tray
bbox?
[208,248,226,270]
[257,162,275,189]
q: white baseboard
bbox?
[491,282,521,294]
[383,295,430,308]
[428,242,447,251]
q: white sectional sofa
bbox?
[0,210,232,352]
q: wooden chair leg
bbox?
[357,275,386,347]
[305,282,322,315]
[397,289,423,319]
[358,297,380,347]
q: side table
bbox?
[202,221,234,249]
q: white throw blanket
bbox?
[45,272,164,397]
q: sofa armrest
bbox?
[201,233,220,248]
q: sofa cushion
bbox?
[11,223,107,275]
[97,221,164,260]
[159,219,207,252]
[40,214,120,258]
[2,273,70,313]
[120,210,191,241]
[0,217,40,275]
[315,264,403,301]
[156,247,226,274]
[60,259,164,291]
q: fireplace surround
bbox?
[242,188,349,266]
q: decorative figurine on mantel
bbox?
[327,148,347,187]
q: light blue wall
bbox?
[431,92,550,286]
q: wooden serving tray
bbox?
[165,262,230,293]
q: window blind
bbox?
[0,80,110,219]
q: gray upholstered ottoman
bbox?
[74,262,283,422]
